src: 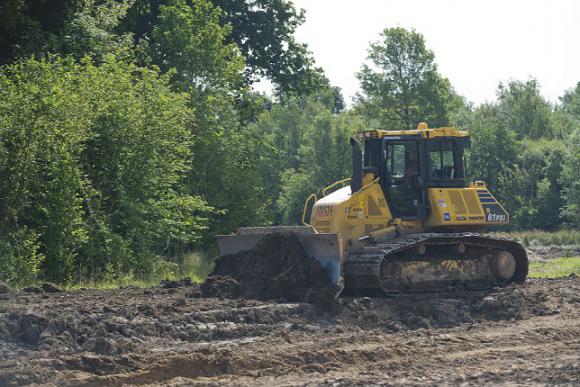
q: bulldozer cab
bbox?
[361,123,470,220]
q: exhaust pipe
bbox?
[350,137,363,193]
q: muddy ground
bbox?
[0,275,578,386]
[1,241,579,386]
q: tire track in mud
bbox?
[0,277,578,386]
[67,312,580,386]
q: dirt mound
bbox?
[206,232,340,308]
[160,277,194,289]
[527,245,580,261]
[0,282,10,294]
[201,275,241,298]
[340,283,561,331]
[22,286,43,294]
[12,313,49,345]
[41,282,63,293]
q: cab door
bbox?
[382,138,427,219]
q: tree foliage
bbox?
[462,79,579,230]
[251,95,363,224]
[0,0,135,64]
[212,0,325,94]
[149,0,245,91]
[560,82,580,119]
[466,103,518,199]
[1,0,325,96]
[496,79,554,139]
[277,111,364,224]
[559,129,580,227]
[356,27,457,130]
[0,0,69,64]
[0,57,212,284]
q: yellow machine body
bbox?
[308,126,509,246]
[310,182,508,239]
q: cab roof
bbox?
[357,123,468,140]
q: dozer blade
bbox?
[217,226,344,288]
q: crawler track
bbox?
[343,232,529,294]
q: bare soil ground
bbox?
[1,275,579,386]
[527,245,580,261]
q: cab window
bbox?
[363,138,381,171]
[386,141,419,186]
[428,140,456,179]
[389,144,406,177]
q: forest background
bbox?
[0,0,578,286]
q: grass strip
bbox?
[528,256,580,278]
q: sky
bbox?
[289,0,580,106]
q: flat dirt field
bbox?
[1,275,579,386]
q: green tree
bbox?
[0,0,69,64]
[356,27,456,130]
[251,98,313,223]
[496,79,554,139]
[149,0,244,92]
[510,140,567,230]
[559,129,580,227]
[0,0,135,64]
[557,84,580,227]
[146,0,270,236]
[466,103,519,206]
[212,0,322,93]
[459,79,578,230]
[251,93,340,222]
[62,0,135,62]
[274,104,364,224]
[0,57,94,282]
[0,228,44,286]
[122,0,326,95]
[0,57,213,284]
[560,82,580,119]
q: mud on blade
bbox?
[217,226,344,290]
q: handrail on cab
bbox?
[360,176,381,192]
[322,178,351,197]
[301,193,318,226]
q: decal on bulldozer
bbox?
[483,203,508,223]
[315,204,334,217]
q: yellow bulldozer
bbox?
[217,122,528,295]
